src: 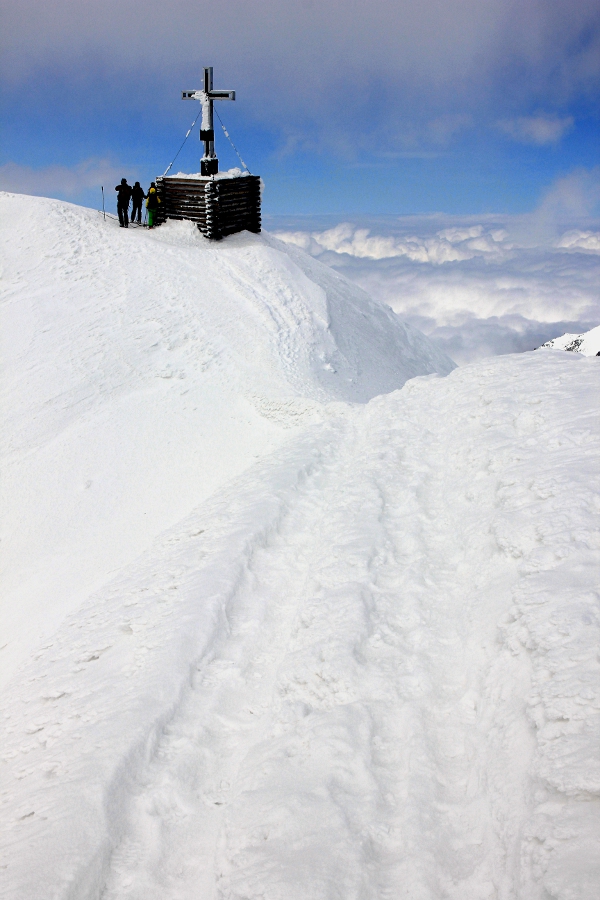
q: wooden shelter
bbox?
[156,67,261,240]
[155,174,261,240]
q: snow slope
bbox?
[2,351,599,900]
[0,193,453,688]
[1,194,599,900]
[539,324,600,356]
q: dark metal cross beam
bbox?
[182,67,235,176]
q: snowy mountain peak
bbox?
[538,323,600,356]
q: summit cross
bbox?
[182,67,235,176]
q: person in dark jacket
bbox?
[115,178,132,227]
[130,182,146,224]
[145,185,161,229]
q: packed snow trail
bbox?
[1,351,598,899]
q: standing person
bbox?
[115,178,132,227]
[130,181,146,224]
[146,184,161,229]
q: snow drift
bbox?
[1,193,599,900]
[0,192,453,687]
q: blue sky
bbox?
[1,0,599,217]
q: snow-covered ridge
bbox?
[0,191,454,689]
[2,193,599,900]
[538,323,600,356]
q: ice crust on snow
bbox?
[1,193,600,900]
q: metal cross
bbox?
[182,67,235,176]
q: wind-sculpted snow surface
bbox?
[0,193,453,688]
[1,351,599,900]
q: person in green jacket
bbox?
[146,185,160,228]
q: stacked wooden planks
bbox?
[155,175,261,240]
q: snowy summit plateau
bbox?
[1,192,599,900]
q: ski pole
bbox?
[101,186,105,220]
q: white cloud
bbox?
[497,115,574,145]
[273,221,509,265]
[535,167,600,219]
[270,175,600,365]
[513,167,600,246]
[0,0,598,152]
[556,230,600,252]
[0,159,121,199]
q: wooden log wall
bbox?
[155,175,261,240]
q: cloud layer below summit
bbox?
[271,172,600,363]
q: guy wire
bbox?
[214,108,251,174]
